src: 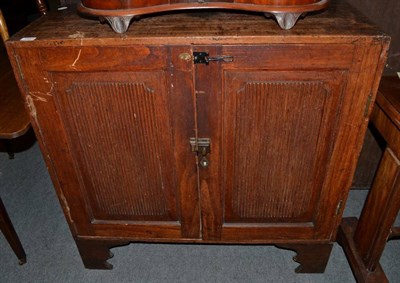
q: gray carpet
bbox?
[0,142,399,283]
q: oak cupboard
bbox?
[6,0,389,272]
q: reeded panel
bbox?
[223,71,344,223]
[53,72,178,222]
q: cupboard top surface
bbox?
[7,0,388,47]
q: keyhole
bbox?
[200,157,209,168]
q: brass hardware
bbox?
[193,52,234,65]
[199,157,209,168]
[190,138,211,168]
[179,53,192,62]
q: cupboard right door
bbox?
[196,44,357,242]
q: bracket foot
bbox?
[276,243,333,273]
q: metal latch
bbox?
[193,52,233,65]
[190,138,211,168]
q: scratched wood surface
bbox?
[8,0,385,47]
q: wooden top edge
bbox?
[6,35,389,49]
[6,0,389,47]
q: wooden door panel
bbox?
[16,45,201,239]
[53,71,177,222]
[218,69,346,240]
[49,59,200,238]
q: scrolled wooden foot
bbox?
[276,243,333,273]
[266,12,304,30]
[101,16,134,34]
[75,238,130,269]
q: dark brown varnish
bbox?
[6,0,389,271]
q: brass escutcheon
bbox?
[179,53,192,61]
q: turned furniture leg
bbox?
[75,238,130,269]
[276,243,333,273]
[0,198,26,265]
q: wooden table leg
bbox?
[0,198,26,264]
[354,148,400,270]
[338,147,400,283]
[338,218,388,283]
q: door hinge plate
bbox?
[364,94,373,117]
[335,200,343,215]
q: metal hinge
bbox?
[14,54,25,81]
[364,94,373,117]
[193,52,233,65]
[190,138,211,168]
[335,200,343,215]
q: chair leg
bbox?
[3,140,15,159]
[0,198,26,264]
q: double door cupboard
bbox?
[6,0,389,272]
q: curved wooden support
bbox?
[78,0,329,33]
[75,238,130,269]
[276,243,333,273]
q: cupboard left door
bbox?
[11,46,200,240]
